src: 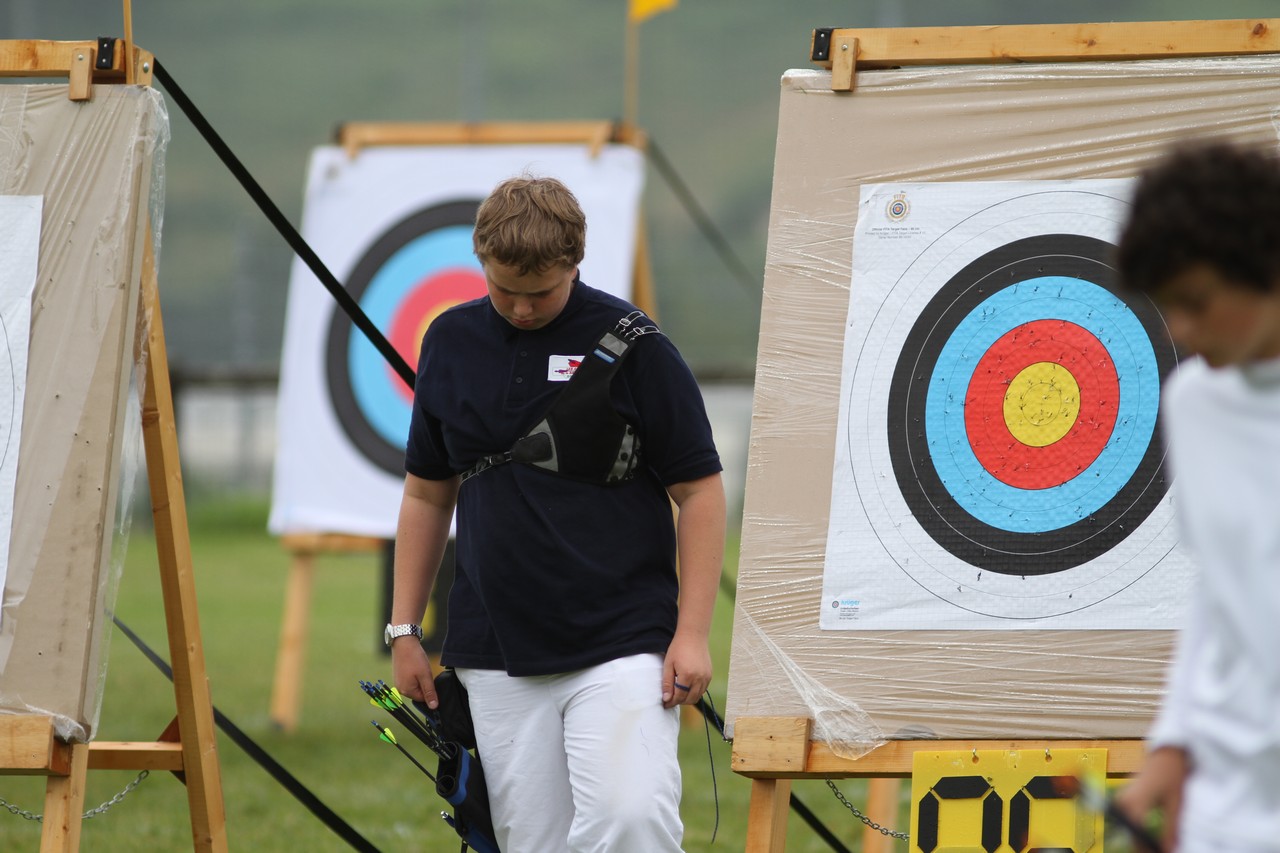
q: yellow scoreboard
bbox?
[910,748,1107,853]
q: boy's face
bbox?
[1156,263,1280,368]
[483,261,575,331]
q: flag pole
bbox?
[624,13,640,131]
[122,0,135,84]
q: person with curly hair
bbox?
[1115,140,1280,852]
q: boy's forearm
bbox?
[670,474,727,639]
[391,474,459,625]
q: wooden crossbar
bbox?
[814,18,1280,69]
[336,120,647,157]
[812,18,1280,90]
[732,720,1146,779]
[0,39,153,83]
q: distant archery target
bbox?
[845,188,1181,619]
[326,200,486,476]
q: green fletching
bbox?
[370,720,398,745]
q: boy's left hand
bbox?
[662,631,712,709]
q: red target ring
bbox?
[386,268,487,403]
[326,199,484,477]
[965,320,1118,490]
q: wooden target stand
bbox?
[732,17,1280,853]
[269,119,657,731]
[0,39,227,852]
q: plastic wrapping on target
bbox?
[725,55,1280,757]
[0,83,170,742]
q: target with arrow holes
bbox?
[822,182,1190,628]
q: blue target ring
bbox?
[326,200,484,476]
[349,226,479,446]
[924,277,1158,533]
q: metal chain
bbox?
[825,779,910,841]
[0,796,41,822]
[0,769,150,822]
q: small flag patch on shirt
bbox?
[547,355,584,381]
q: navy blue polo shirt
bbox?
[405,279,722,676]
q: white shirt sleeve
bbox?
[1146,574,1204,750]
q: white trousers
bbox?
[456,653,684,853]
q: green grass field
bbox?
[0,497,900,851]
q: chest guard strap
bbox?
[462,311,661,486]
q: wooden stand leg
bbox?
[862,777,902,853]
[139,239,228,852]
[745,778,791,853]
[269,551,316,731]
[40,743,89,853]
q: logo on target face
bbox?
[325,200,487,476]
[886,192,910,222]
[886,234,1180,575]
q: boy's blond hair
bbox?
[473,176,586,275]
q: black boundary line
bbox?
[645,137,760,297]
[151,59,415,391]
[111,616,381,853]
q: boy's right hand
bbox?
[1113,745,1189,853]
[391,639,438,710]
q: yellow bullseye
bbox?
[1003,362,1081,447]
[413,302,463,359]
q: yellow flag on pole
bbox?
[629,0,678,23]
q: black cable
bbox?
[149,59,415,391]
[697,695,721,843]
[789,793,856,853]
[111,615,382,853]
[645,138,760,297]
[694,697,854,853]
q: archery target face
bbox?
[270,144,644,538]
[821,181,1191,629]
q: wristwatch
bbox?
[384,623,423,647]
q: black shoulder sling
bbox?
[461,311,661,486]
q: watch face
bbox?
[383,624,395,646]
